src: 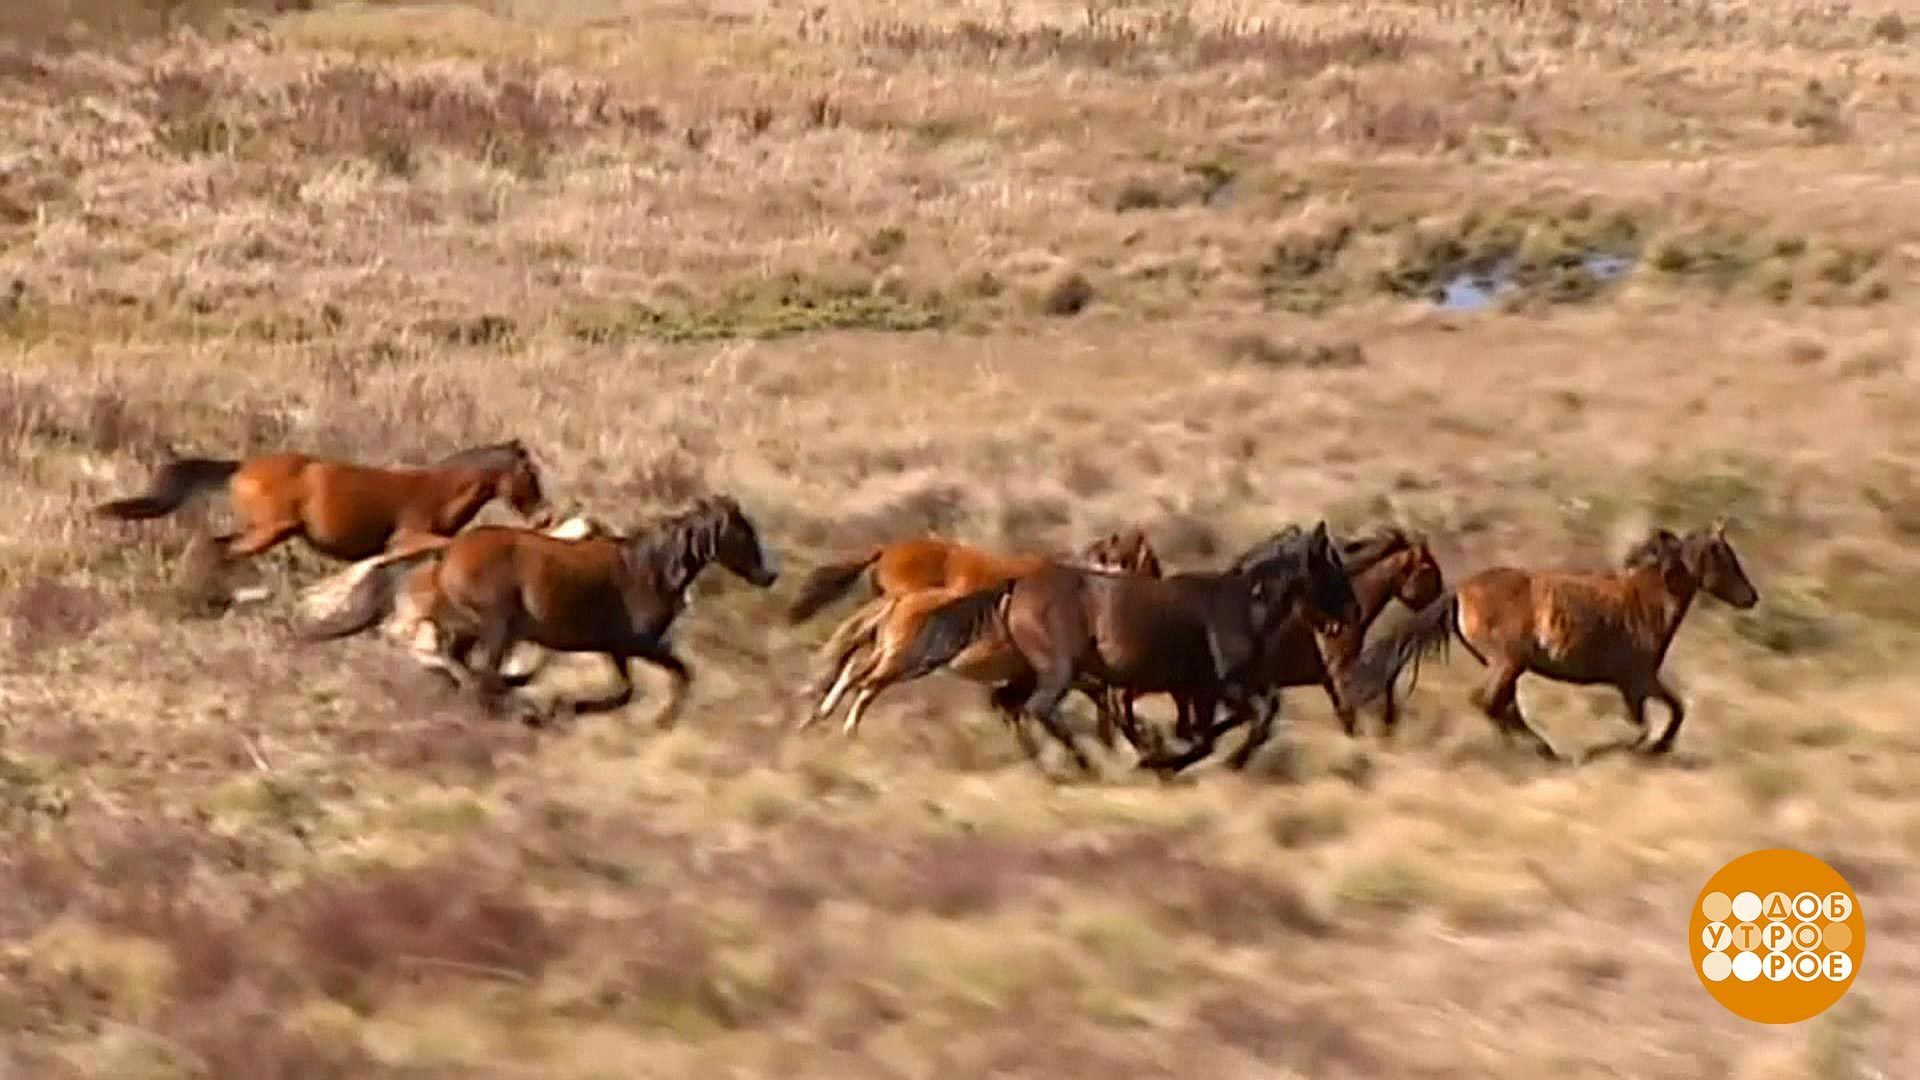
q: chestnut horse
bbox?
[1339,521,1758,760]
[884,522,1360,774]
[298,494,778,725]
[800,527,1166,743]
[298,510,616,689]
[785,534,1102,626]
[93,439,551,572]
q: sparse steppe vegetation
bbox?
[3,0,1920,1076]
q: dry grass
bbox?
[4,0,1920,1076]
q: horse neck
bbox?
[1622,563,1700,658]
[627,517,717,599]
[423,467,501,532]
[1346,549,1410,630]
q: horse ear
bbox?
[1711,516,1730,538]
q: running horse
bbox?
[92,440,552,578]
[297,494,779,725]
[298,510,617,689]
[882,522,1360,775]
[800,527,1166,744]
[1339,521,1759,760]
[785,533,1130,627]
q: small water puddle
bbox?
[1435,252,1638,312]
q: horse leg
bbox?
[1479,664,1557,761]
[1112,689,1164,758]
[806,644,874,730]
[1227,691,1279,771]
[466,614,520,719]
[629,641,694,730]
[1645,676,1688,755]
[1022,667,1094,775]
[554,652,637,722]
[1139,691,1225,775]
[220,520,301,561]
[1095,688,1124,750]
[989,677,1046,763]
[421,628,477,692]
[1324,675,1359,738]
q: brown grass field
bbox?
[4,0,1920,1076]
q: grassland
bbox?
[3,0,1920,1076]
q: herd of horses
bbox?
[90,438,1763,775]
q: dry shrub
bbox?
[0,377,168,459]
[1031,265,1094,317]
[620,445,710,506]
[144,60,619,177]
[0,0,294,52]
[1194,993,1381,1074]
[1216,331,1367,370]
[854,15,1421,77]
[6,579,113,658]
[294,861,567,1006]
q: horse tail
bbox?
[785,548,882,624]
[1339,589,1457,710]
[93,456,240,520]
[889,580,1015,682]
[299,543,447,643]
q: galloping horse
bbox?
[800,527,1166,743]
[884,522,1359,774]
[1247,526,1446,739]
[93,440,551,573]
[298,494,779,725]
[1340,521,1759,760]
[1131,527,1445,773]
[298,510,617,688]
[785,533,1117,626]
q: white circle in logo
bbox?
[1822,952,1853,982]
[1732,951,1762,982]
[1701,951,1733,982]
[1793,952,1823,982]
[1824,892,1853,921]
[1732,892,1763,923]
[1793,892,1822,920]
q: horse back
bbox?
[440,527,629,634]
[876,538,1046,594]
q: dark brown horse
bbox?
[800,527,1166,742]
[887,522,1360,774]
[1250,526,1446,737]
[298,494,778,725]
[785,533,1104,626]
[1339,521,1759,760]
[1133,528,1446,773]
[94,440,551,571]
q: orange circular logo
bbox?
[1689,848,1865,1024]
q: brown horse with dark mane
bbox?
[1339,521,1758,760]
[297,494,779,725]
[1132,527,1446,773]
[1249,526,1446,738]
[785,533,1115,626]
[800,527,1166,743]
[93,440,551,570]
[884,522,1360,774]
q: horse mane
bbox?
[1226,525,1308,577]
[1336,527,1410,572]
[434,439,530,472]
[621,495,738,583]
[1622,527,1685,570]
